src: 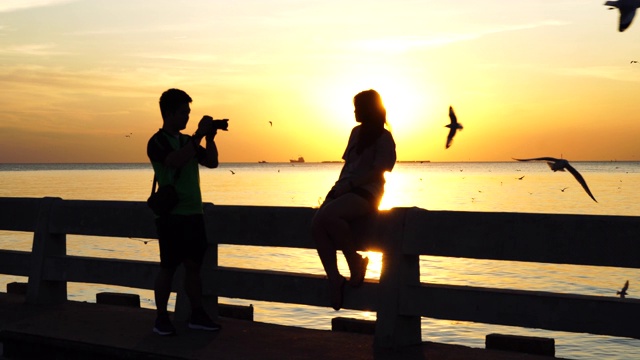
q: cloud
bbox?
[0,0,76,13]
[553,65,640,82]
[128,52,220,63]
[0,43,65,56]
[354,20,569,53]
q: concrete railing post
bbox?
[27,197,67,304]
[374,207,421,348]
[201,203,219,320]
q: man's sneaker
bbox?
[188,308,221,331]
[153,313,176,336]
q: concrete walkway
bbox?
[0,292,565,360]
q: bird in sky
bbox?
[269,121,273,127]
[512,157,597,202]
[617,280,629,298]
[605,0,640,32]
[445,106,463,149]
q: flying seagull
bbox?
[617,280,629,298]
[269,121,273,127]
[512,157,597,202]
[445,106,463,149]
[605,0,640,32]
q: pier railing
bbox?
[0,196,639,347]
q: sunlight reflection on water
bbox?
[1,161,639,359]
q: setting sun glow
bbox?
[1,1,639,163]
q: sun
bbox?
[375,78,424,130]
[317,65,435,148]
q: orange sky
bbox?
[1,1,640,163]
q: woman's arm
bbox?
[332,166,386,197]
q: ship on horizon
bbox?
[290,156,305,163]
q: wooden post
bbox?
[374,207,421,348]
[27,197,67,304]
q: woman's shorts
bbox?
[325,187,381,210]
[155,214,208,269]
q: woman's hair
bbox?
[159,88,192,119]
[354,89,387,153]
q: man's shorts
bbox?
[155,214,208,269]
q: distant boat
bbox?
[290,156,305,163]
[258,160,268,163]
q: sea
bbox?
[0,161,639,360]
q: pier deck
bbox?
[0,292,562,360]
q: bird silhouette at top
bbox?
[445,106,463,149]
[512,157,597,202]
[269,121,273,127]
[605,0,640,32]
[617,280,629,298]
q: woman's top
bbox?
[335,125,396,199]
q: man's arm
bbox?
[198,131,219,168]
[164,116,215,169]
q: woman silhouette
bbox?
[312,89,396,310]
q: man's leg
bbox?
[184,259,221,330]
[183,259,203,310]
[154,266,176,315]
[153,266,177,335]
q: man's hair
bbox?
[159,88,192,119]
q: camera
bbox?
[212,119,229,131]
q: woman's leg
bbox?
[313,194,369,277]
[312,204,340,282]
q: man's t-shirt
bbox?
[147,129,204,215]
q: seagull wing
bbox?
[449,106,457,125]
[512,157,561,162]
[565,163,597,202]
[622,280,629,292]
[619,8,637,32]
[446,127,456,149]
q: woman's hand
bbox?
[332,181,352,197]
